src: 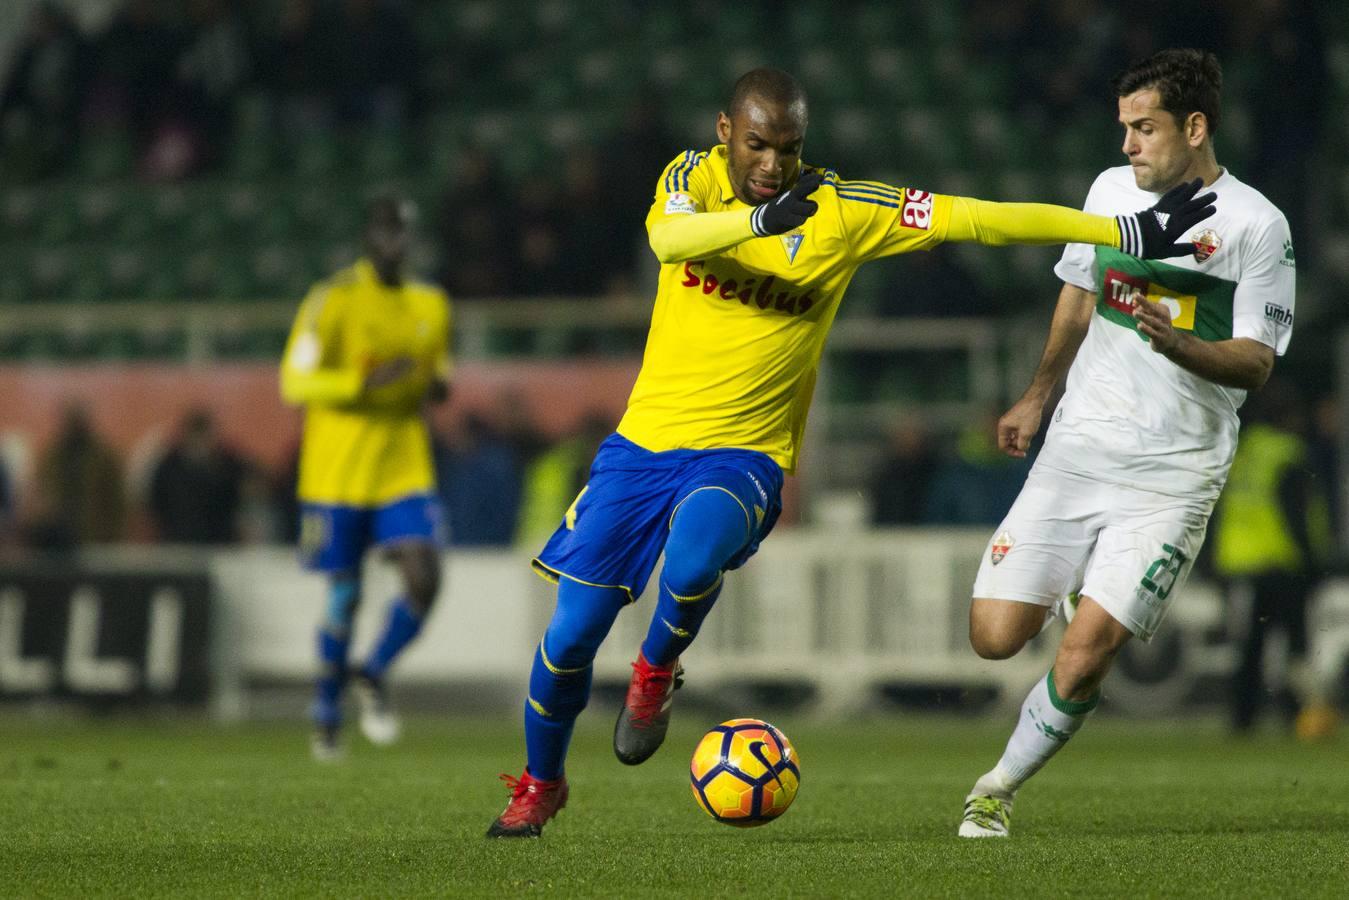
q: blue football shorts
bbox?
[299,493,444,573]
[533,433,784,603]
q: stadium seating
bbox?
[3,3,1344,371]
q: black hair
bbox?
[727,67,808,123]
[365,193,415,229]
[1111,48,1222,134]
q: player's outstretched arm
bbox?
[647,173,823,264]
[944,179,1216,260]
[999,283,1095,458]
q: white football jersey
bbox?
[1037,165,1295,502]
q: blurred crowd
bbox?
[1,0,422,174]
[0,399,622,554]
[0,398,1037,552]
[0,379,1339,560]
[0,0,680,298]
[2,0,1335,307]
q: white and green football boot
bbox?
[958,793,1013,838]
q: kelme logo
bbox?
[1281,239,1296,268]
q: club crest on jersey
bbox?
[1191,228,1221,263]
[990,530,1014,565]
[781,229,805,263]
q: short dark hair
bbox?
[727,67,808,123]
[365,193,415,229]
[1111,49,1222,134]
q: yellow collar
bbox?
[354,258,403,292]
[709,145,740,205]
[354,258,379,284]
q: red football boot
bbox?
[613,651,684,765]
[485,770,569,838]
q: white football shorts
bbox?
[971,465,1213,641]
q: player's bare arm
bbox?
[1132,296,1275,390]
[999,283,1096,458]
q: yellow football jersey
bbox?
[281,259,452,506]
[618,145,960,473]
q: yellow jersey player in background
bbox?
[487,67,1216,837]
[281,195,451,761]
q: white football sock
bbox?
[988,670,1098,793]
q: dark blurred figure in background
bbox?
[0,1,89,179]
[334,0,418,126]
[436,413,523,546]
[273,439,303,543]
[1309,393,1342,539]
[1227,0,1326,261]
[153,0,254,176]
[874,249,992,317]
[557,148,614,296]
[1212,379,1338,739]
[923,412,1032,525]
[28,403,126,549]
[1022,0,1116,121]
[148,408,248,544]
[515,413,613,547]
[438,145,516,297]
[599,92,677,290]
[87,0,181,150]
[496,386,551,470]
[269,0,341,132]
[869,415,939,525]
[510,172,567,295]
[0,454,15,547]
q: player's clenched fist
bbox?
[750,171,823,236]
[997,395,1044,459]
[1131,295,1181,353]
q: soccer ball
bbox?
[689,718,800,827]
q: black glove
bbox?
[1116,178,1217,259]
[750,171,823,237]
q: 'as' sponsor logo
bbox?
[900,189,933,230]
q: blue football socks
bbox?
[524,580,626,780]
[313,575,360,727]
[640,487,748,667]
[362,597,424,681]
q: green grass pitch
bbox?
[2,713,1346,898]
